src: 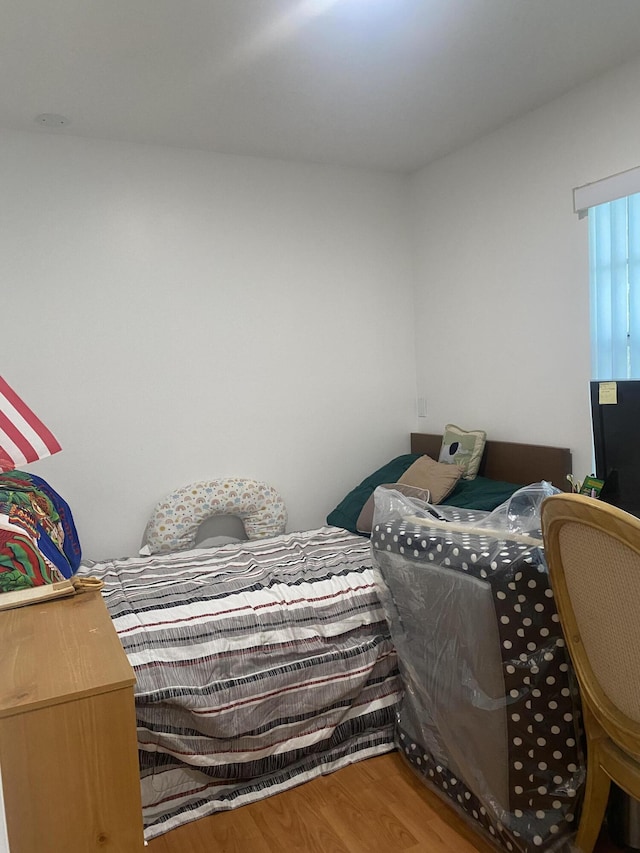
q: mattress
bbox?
[370,491,585,853]
[82,525,400,840]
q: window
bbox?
[589,193,640,380]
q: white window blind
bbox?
[574,165,640,217]
[589,193,640,380]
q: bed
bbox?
[409,432,572,492]
[81,432,574,844]
[83,526,397,841]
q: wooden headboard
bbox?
[410,433,572,492]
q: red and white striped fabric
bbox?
[0,376,61,472]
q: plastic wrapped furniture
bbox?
[370,483,585,853]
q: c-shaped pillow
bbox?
[144,478,287,555]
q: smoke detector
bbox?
[35,113,70,128]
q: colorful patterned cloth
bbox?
[0,471,81,593]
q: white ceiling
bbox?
[3,0,640,173]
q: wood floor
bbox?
[146,752,624,853]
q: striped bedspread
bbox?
[83,526,400,840]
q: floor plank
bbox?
[145,752,625,853]
[248,789,351,853]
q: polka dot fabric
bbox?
[371,508,585,852]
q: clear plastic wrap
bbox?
[370,483,585,853]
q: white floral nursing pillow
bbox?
[144,478,287,555]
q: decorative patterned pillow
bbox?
[438,424,487,480]
[398,454,462,502]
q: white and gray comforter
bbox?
[83,526,400,840]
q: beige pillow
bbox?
[438,423,487,480]
[356,483,430,535]
[398,454,462,503]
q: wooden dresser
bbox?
[0,591,145,852]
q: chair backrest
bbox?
[541,493,640,757]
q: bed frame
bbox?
[410,433,572,491]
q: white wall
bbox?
[7,54,640,558]
[410,55,640,484]
[2,131,416,559]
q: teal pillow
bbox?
[326,454,420,534]
[443,476,520,511]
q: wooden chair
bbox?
[541,493,640,853]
